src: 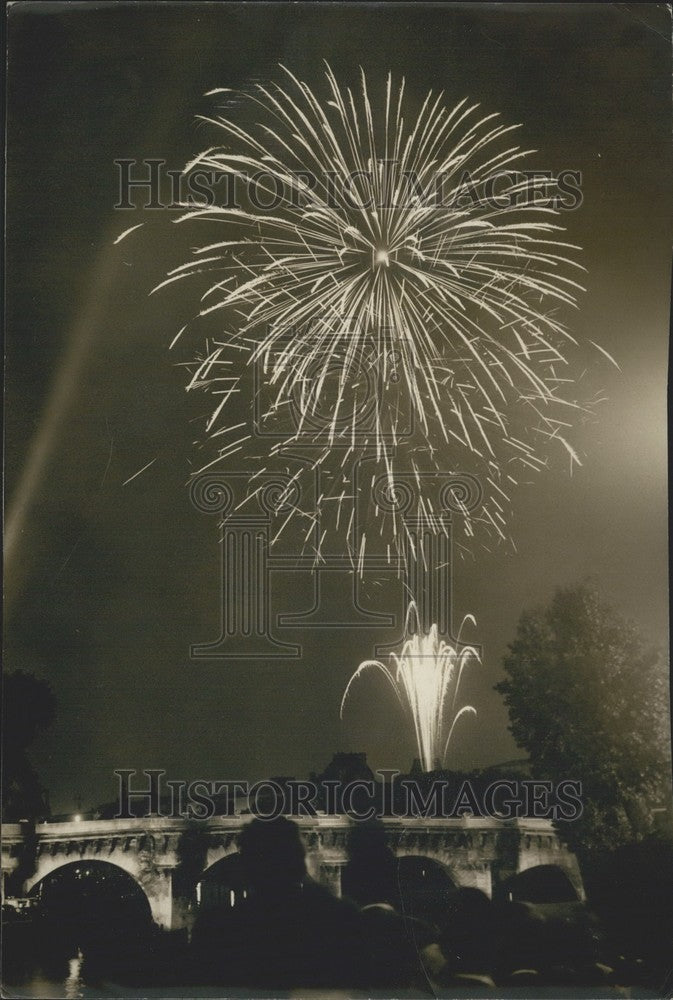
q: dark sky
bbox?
[6,2,671,814]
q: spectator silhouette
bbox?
[434,887,498,993]
[191,817,365,990]
[361,901,439,991]
[495,898,610,990]
[342,820,402,910]
[343,821,439,990]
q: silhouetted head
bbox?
[238,817,306,894]
[342,820,400,908]
[440,887,495,973]
[360,904,417,987]
[495,899,548,975]
[346,820,390,861]
[445,887,493,925]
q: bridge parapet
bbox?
[1,814,583,928]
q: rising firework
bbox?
[340,605,479,771]
[142,64,611,556]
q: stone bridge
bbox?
[1,815,583,930]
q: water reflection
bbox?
[64,950,84,999]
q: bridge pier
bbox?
[454,861,493,897]
[317,861,344,898]
[143,870,173,930]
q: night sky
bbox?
[6,3,671,815]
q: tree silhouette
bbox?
[2,670,56,821]
[495,583,671,855]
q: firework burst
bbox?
[144,64,611,556]
[340,604,479,771]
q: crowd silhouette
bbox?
[6,815,668,996]
[188,817,630,995]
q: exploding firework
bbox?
[340,605,479,771]
[143,64,612,557]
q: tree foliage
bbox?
[495,583,671,853]
[2,670,56,821]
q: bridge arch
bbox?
[28,860,154,957]
[26,849,172,928]
[26,853,143,896]
[197,851,248,911]
[501,863,581,904]
[396,854,457,925]
[203,839,240,875]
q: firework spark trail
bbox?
[340,604,479,771]
[148,64,610,557]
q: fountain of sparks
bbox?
[340,604,480,771]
